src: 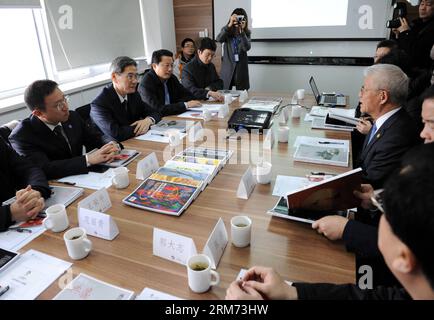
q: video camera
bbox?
[386,2,407,28]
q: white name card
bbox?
[77,188,111,213]
[136,152,159,180]
[188,121,204,143]
[78,208,119,241]
[153,228,197,266]
[203,218,228,269]
[236,166,257,200]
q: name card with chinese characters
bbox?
[236,166,257,199]
[136,152,159,180]
[78,208,119,241]
[77,188,119,241]
[203,218,228,268]
[153,228,197,266]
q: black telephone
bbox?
[227,108,273,132]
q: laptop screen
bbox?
[309,77,321,103]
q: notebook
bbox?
[309,76,346,106]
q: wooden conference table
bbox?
[31,93,355,300]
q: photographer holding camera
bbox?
[216,8,251,90]
[392,0,434,69]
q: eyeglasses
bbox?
[360,86,385,94]
[370,189,385,214]
[118,72,139,81]
[53,96,70,111]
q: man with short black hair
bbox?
[182,37,224,101]
[10,80,119,180]
[374,40,398,63]
[138,49,202,116]
[90,56,161,142]
[420,85,434,143]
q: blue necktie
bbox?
[163,82,170,105]
[367,123,377,144]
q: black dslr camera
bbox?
[386,2,407,28]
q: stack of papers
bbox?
[0,250,72,300]
[53,273,134,300]
[57,171,113,190]
[135,131,187,143]
[136,288,183,300]
[242,97,282,112]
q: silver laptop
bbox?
[309,76,346,106]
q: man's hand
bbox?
[228,14,238,28]
[397,17,410,34]
[186,100,202,108]
[131,118,153,136]
[225,281,264,300]
[10,185,45,222]
[239,266,297,300]
[312,216,349,241]
[87,143,117,165]
[208,91,224,102]
[354,184,375,210]
[356,118,372,135]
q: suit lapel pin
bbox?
[68,125,72,129]
[376,133,381,139]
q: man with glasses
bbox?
[182,37,224,101]
[226,143,434,300]
[10,80,119,180]
[138,49,202,116]
[90,56,161,142]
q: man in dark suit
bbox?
[226,143,434,300]
[138,49,202,116]
[0,137,49,232]
[90,56,161,142]
[10,80,120,180]
[181,37,224,101]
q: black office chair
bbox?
[0,120,20,145]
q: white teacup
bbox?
[112,167,129,189]
[231,216,252,248]
[296,89,305,100]
[256,161,272,184]
[43,204,69,233]
[187,254,220,293]
[64,227,92,260]
[291,105,302,118]
[278,126,289,143]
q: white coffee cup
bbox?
[278,126,289,143]
[202,108,213,122]
[256,161,272,184]
[43,204,69,232]
[296,89,305,100]
[63,227,92,260]
[291,105,302,118]
[167,130,181,147]
[231,216,252,248]
[112,167,129,189]
[224,94,232,105]
[187,254,220,293]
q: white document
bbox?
[78,208,119,241]
[57,171,113,190]
[176,110,206,120]
[78,188,112,213]
[135,131,187,143]
[236,269,293,286]
[0,250,72,300]
[237,166,257,200]
[53,273,134,300]
[0,225,46,252]
[136,287,183,300]
[293,136,350,149]
[188,121,204,143]
[153,228,197,266]
[272,176,312,197]
[309,106,329,117]
[202,218,228,269]
[136,152,159,180]
[190,104,225,113]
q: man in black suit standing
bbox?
[90,56,161,142]
[138,49,202,116]
[181,37,224,101]
[0,137,49,232]
[10,80,119,180]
